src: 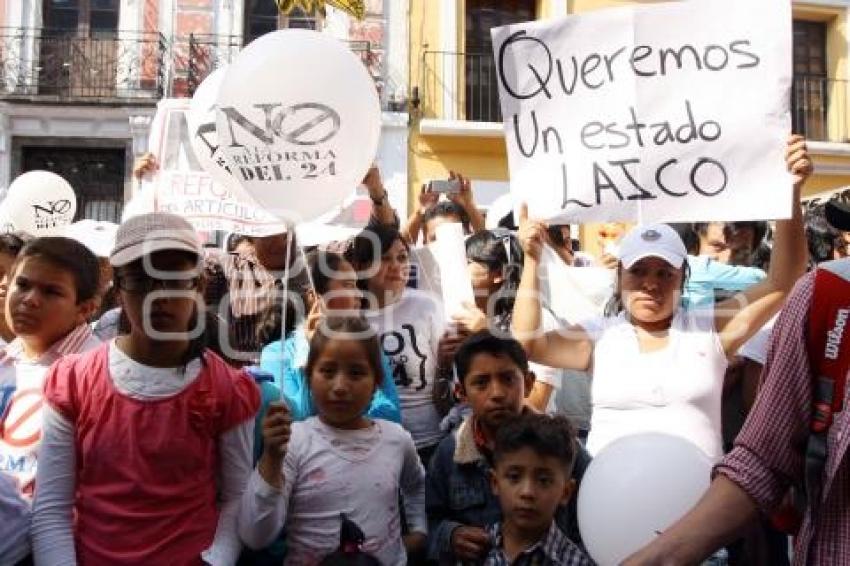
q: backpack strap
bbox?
[803,263,850,509]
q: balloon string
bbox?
[280,228,294,404]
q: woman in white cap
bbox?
[513,135,811,462]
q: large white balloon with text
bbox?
[215,29,381,223]
[577,433,712,566]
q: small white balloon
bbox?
[4,171,77,235]
[577,433,713,566]
[215,29,381,224]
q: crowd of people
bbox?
[0,133,847,566]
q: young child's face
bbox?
[322,260,362,312]
[6,256,92,349]
[116,251,202,339]
[491,447,575,535]
[457,352,534,431]
[309,338,378,429]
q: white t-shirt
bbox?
[238,417,426,566]
[365,290,445,448]
[581,306,728,462]
[0,329,100,497]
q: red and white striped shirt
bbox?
[716,268,850,565]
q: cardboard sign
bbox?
[142,99,286,236]
[493,0,792,224]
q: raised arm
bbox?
[512,205,593,371]
[447,172,485,233]
[363,165,400,228]
[715,135,811,355]
[400,184,439,246]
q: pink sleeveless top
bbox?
[44,344,260,565]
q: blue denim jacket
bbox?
[425,415,591,563]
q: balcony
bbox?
[177,34,387,105]
[0,28,166,103]
[420,50,501,122]
[419,52,850,145]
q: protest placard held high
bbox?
[492,0,792,224]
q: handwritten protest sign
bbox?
[492,0,792,224]
[142,99,286,236]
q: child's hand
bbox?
[262,402,292,461]
[258,402,292,489]
[451,526,490,560]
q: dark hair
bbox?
[226,233,252,252]
[805,204,842,267]
[0,232,30,258]
[304,316,384,388]
[308,250,352,297]
[421,201,470,232]
[346,226,409,293]
[667,223,699,255]
[454,331,529,387]
[546,225,570,247]
[693,221,768,251]
[12,237,99,303]
[465,230,522,329]
[493,413,577,475]
[346,225,408,268]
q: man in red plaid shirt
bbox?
[625,200,850,565]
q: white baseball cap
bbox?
[618,223,688,269]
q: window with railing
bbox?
[464,0,534,122]
[244,0,318,45]
[793,20,829,141]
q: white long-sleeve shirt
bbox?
[238,417,426,566]
[32,341,254,565]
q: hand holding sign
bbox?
[215,29,381,224]
[517,203,547,262]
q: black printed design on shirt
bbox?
[381,324,428,391]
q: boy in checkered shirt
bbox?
[485,413,594,565]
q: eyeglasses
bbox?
[116,274,200,294]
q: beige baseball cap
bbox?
[110,212,202,267]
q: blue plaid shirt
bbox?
[484,522,595,566]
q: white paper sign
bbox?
[143,99,286,236]
[540,245,614,324]
[492,0,792,224]
[431,223,475,319]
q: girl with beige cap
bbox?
[32,212,260,565]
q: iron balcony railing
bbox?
[182,34,383,100]
[0,28,166,102]
[793,75,850,143]
[421,52,850,143]
[421,50,504,123]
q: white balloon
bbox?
[121,189,155,222]
[3,171,77,235]
[215,29,381,224]
[63,219,119,258]
[187,66,247,196]
[577,433,713,566]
